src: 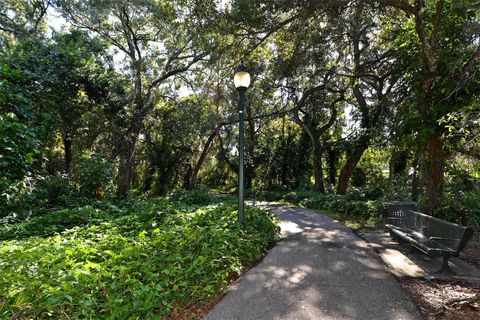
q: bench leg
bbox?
[434,255,455,275]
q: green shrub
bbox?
[169,185,213,205]
[0,113,43,217]
[36,174,73,207]
[255,188,385,218]
[0,113,41,190]
[441,180,480,228]
[382,175,411,201]
[0,206,108,241]
[464,190,480,229]
[0,198,279,319]
[74,154,115,198]
[351,167,367,187]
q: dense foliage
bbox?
[0,0,479,317]
[254,182,480,230]
[0,196,279,319]
[0,0,478,221]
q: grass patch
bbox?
[314,209,383,231]
[0,197,279,319]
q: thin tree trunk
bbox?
[217,133,237,173]
[245,101,255,190]
[183,164,192,190]
[326,145,337,186]
[64,132,73,177]
[189,125,220,189]
[313,145,325,193]
[117,133,137,198]
[394,151,408,175]
[143,165,155,192]
[294,117,328,194]
[142,132,155,192]
[279,117,289,186]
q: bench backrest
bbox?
[408,210,474,253]
[385,201,419,227]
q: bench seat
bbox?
[388,227,457,256]
[384,204,473,275]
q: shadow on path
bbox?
[204,204,421,320]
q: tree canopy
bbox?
[1,0,479,218]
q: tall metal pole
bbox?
[238,87,246,225]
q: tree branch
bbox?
[318,96,343,134]
[120,4,142,61]
[146,51,209,99]
[430,0,445,49]
[373,0,416,14]
[32,0,50,33]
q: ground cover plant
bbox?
[0,196,279,319]
[1,1,479,318]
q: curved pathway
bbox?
[204,204,421,320]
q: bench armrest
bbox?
[414,226,427,230]
[429,237,459,241]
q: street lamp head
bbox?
[234,62,250,90]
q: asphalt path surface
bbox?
[204,204,421,320]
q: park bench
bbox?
[385,201,474,274]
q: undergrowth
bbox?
[0,196,279,319]
[253,189,385,229]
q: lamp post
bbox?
[234,62,251,225]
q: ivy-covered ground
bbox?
[0,196,279,319]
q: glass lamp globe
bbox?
[234,63,250,89]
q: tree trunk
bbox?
[326,146,337,186]
[423,132,445,217]
[143,165,155,192]
[313,145,325,193]
[117,133,137,198]
[190,125,220,189]
[63,132,73,177]
[336,139,369,194]
[217,133,237,173]
[295,119,327,194]
[245,102,255,190]
[280,117,288,186]
[183,164,192,190]
[411,152,421,201]
[142,132,155,192]
[418,66,444,215]
[388,155,394,182]
[280,143,289,187]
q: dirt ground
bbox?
[399,231,480,320]
[400,278,480,320]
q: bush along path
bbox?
[205,203,422,320]
[0,197,280,319]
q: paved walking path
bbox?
[204,204,421,320]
